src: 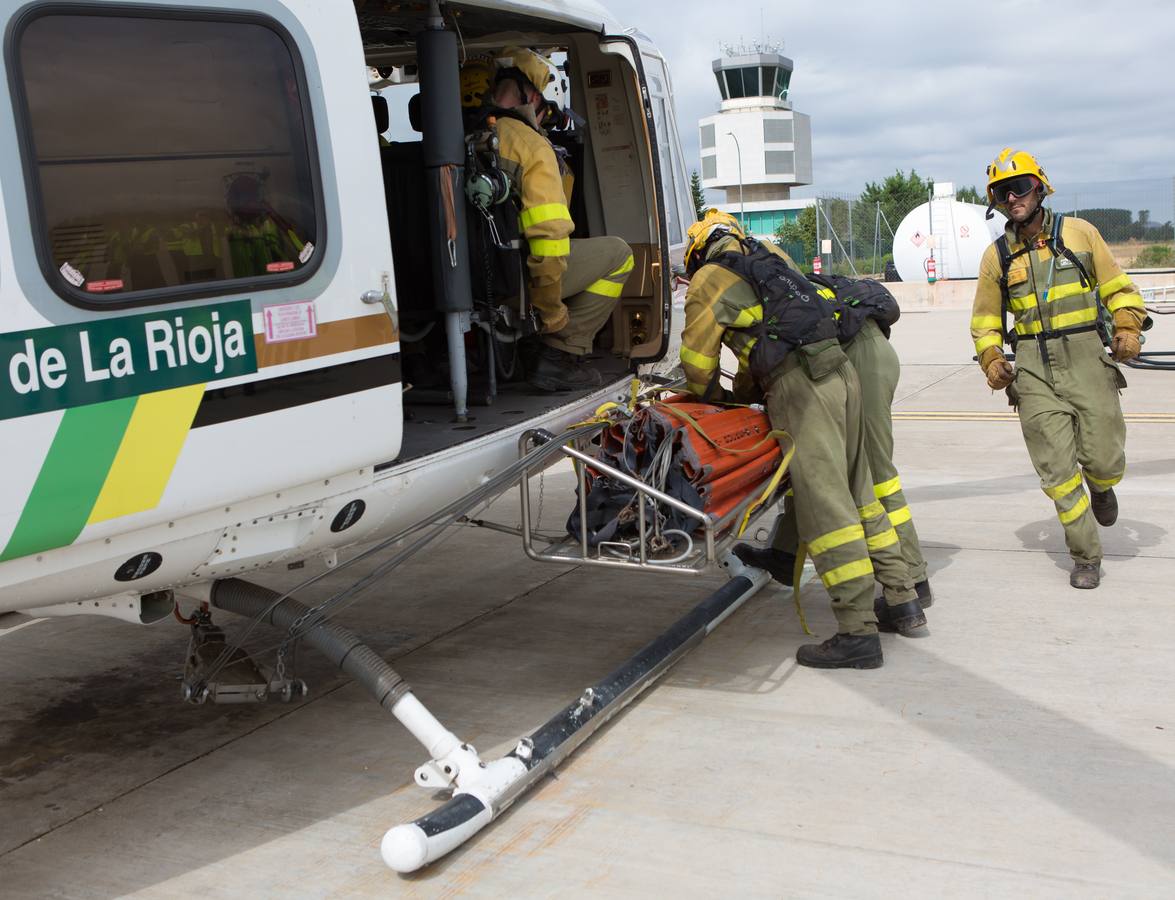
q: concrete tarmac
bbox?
[2,308,1174,898]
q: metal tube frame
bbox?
[518,429,783,576]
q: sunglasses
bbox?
[993,176,1039,204]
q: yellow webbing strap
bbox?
[792,542,812,635]
[736,435,795,537]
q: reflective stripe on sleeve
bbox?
[528,237,571,256]
[821,558,874,588]
[873,476,901,499]
[681,346,719,370]
[519,202,572,229]
[975,333,1003,354]
[972,315,1004,331]
[808,523,865,556]
[1099,274,1133,299]
[1106,292,1146,312]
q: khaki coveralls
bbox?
[495,114,632,355]
[682,237,917,634]
[971,210,1146,564]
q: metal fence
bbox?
[779,176,1175,277]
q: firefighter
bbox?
[971,149,1148,589]
[481,49,632,391]
[682,210,923,668]
[749,272,935,632]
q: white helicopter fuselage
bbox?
[0,0,695,615]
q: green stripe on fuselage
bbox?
[0,397,137,562]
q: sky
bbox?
[642,0,1175,203]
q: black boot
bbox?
[1089,486,1118,526]
[527,344,603,392]
[1070,561,1101,589]
[732,544,795,586]
[914,579,934,609]
[796,633,883,669]
[874,595,928,637]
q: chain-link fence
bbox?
[778,176,1175,277]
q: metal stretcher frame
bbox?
[518,427,783,575]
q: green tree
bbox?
[776,204,817,260]
[955,185,983,204]
[689,170,707,221]
[861,169,933,229]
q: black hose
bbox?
[210,578,410,713]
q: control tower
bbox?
[699,44,813,238]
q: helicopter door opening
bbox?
[357,6,672,463]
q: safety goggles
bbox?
[993,176,1039,205]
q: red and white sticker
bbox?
[59,261,84,287]
[263,300,317,344]
[86,279,125,293]
[909,231,925,247]
[266,261,295,273]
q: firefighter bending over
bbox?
[482,48,632,391]
[742,270,935,635]
[971,149,1148,590]
[681,210,924,669]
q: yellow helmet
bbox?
[685,209,744,275]
[498,47,555,94]
[985,148,1054,205]
[459,57,497,109]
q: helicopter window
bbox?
[11,10,322,308]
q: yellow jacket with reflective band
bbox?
[493,114,574,332]
[971,209,1145,369]
[681,237,801,398]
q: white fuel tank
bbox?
[893,191,1006,282]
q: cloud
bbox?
[641,0,1175,207]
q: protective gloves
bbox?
[984,357,1015,390]
[1110,331,1141,362]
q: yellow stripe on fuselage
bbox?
[87,384,205,524]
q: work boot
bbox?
[915,579,934,609]
[732,544,795,586]
[874,596,929,637]
[796,633,883,670]
[1070,561,1101,589]
[527,344,603,392]
[1089,486,1118,526]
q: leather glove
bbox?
[1110,331,1141,362]
[985,358,1015,390]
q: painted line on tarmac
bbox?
[0,616,45,637]
[894,411,1175,423]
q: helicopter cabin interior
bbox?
[358,3,686,461]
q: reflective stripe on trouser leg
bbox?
[767,357,877,635]
[845,323,928,585]
[1084,470,1123,491]
[1014,340,1104,564]
[544,236,631,356]
[875,482,928,584]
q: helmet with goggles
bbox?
[985,148,1054,206]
